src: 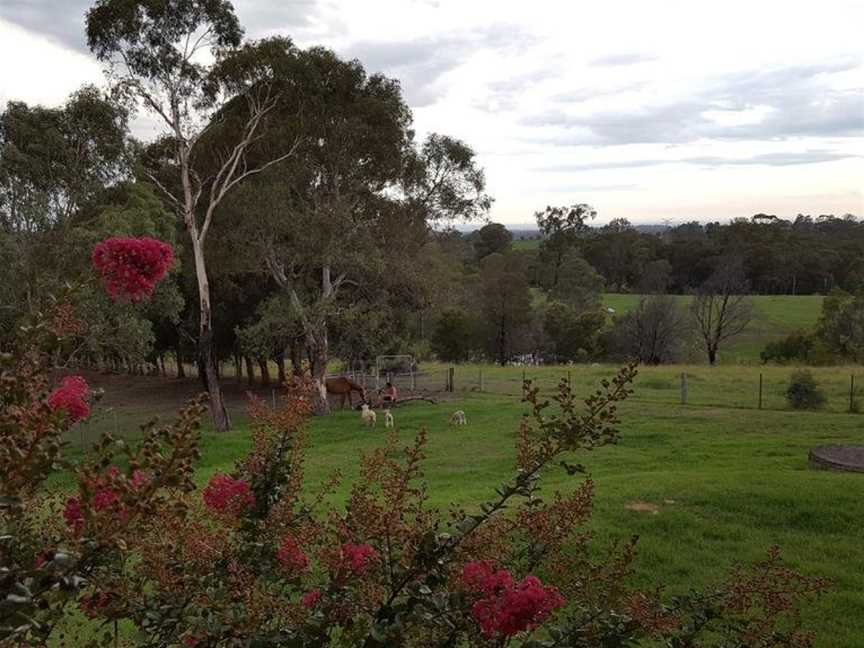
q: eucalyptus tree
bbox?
[535,203,596,288]
[221,46,490,414]
[86,2,301,430]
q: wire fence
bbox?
[334,365,863,415]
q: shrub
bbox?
[760,331,814,365]
[786,370,827,409]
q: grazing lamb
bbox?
[361,403,377,427]
[384,408,395,428]
[449,410,467,426]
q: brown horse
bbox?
[325,376,367,409]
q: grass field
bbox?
[64,360,864,647]
[512,237,541,250]
[603,293,825,363]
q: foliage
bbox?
[760,331,816,365]
[476,253,533,366]
[817,289,864,363]
[548,252,604,312]
[786,370,827,410]
[543,302,606,362]
[473,222,513,260]
[607,295,690,364]
[535,204,595,289]
[431,307,477,362]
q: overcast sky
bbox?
[1,0,862,225]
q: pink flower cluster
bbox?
[461,561,565,638]
[47,375,91,422]
[91,237,174,302]
[300,589,322,609]
[63,466,149,534]
[202,474,255,515]
[276,535,309,573]
[340,543,378,575]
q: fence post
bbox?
[851,374,856,413]
[479,368,484,392]
[522,369,527,397]
[448,367,455,393]
[758,373,763,410]
[680,372,688,405]
[411,368,416,391]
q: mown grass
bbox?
[59,360,864,647]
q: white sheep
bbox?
[449,410,467,426]
[361,403,377,427]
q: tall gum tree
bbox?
[86,2,300,430]
[223,48,491,414]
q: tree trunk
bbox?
[307,331,330,415]
[289,340,304,377]
[275,351,287,384]
[708,346,717,365]
[258,358,271,385]
[189,234,230,431]
[175,345,186,378]
[245,356,255,386]
[234,353,242,381]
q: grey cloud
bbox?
[590,53,654,66]
[534,150,862,172]
[0,0,91,52]
[0,0,326,53]
[342,25,537,107]
[524,61,864,145]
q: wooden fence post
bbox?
[522,369,527,397]
[851,374,856,413]
[479,368,484,392]
[758,373,763,410]
[680,372,688,405]
[448,367,455,393]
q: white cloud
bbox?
[2,0,863,223]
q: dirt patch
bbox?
[625,500,660,514]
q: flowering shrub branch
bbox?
[1,300,829,647]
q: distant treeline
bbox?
[471,214,863,295]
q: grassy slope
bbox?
[603,293,825,363]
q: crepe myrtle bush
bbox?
[2,244,828,647]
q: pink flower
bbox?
[340,543,378,575]
[91,489,120,512]
[131,469,149,489]
[183,636,200,647]
[47,376,91,422]
[300,589,322,609]
[277,535,309,573]
[462,562,565,638]
[202,474,255,515]
[63,497,84,533]
[462,560,514,595]
[92,237,174,302]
